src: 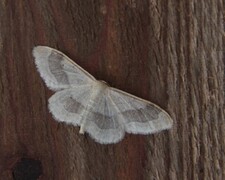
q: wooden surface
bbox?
[0,0,224,179]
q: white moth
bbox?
[33,46,173,144]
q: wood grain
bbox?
[0,0,224,179]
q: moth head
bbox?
[100,80,108,85]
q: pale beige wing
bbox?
[48,84,93,126]
[80,88,125,144]
[78,86,172,144]
[33,46,95,91]
[108,88,173,134]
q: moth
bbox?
[33,46,173,144]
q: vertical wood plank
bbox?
[0,0,224,179]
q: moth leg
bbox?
[79,124,85,134]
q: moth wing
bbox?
[33,46,95,91]
[48,84,93,126]
[81,89,125,144]
[108,88,173,134]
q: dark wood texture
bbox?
[0,0,224,179]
